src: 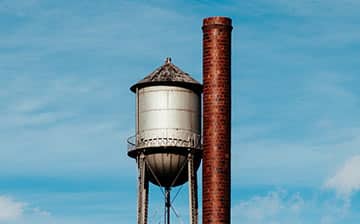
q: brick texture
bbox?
[202,16,232,224]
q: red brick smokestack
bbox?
[202,16,232,224]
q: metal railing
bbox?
[127,129,202,152]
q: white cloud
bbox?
[232,189,357,224]
[0,196,25,221]
[0,195,53,223]
[31,207,51,217]
[232,190,304,223]
[325,155,360,197]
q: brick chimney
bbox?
[202,16,232,224]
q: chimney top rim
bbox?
[203,16,232,26]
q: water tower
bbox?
[127,57,202,224]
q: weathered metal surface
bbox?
[130,58,202,93]
[138,86,200,135]
[129,85,202,187]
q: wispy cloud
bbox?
[0,0,207,179]
[0,0,202,71]
[0,195,51,224]
[0,74,134,176]
[232,190,304,223]
[325,155,360,198]
[1,0,359,223]
[0,196,25,221]
[232,70,360,186]
[0,190,137,224]
[232,188,357,223]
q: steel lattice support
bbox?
[136,152,199,224]
[137,153,149,224]
[188,152,198,224]
[165,188,171,224]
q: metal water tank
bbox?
[127,58,202,187]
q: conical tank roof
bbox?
[130,57,202,93]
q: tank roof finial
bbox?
[130,56,202,93]
[165,57,172,64]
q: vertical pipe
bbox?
[202,16,232,224]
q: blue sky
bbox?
[1,0,360,223]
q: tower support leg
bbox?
[165,188,171,224]
[137,153,149,224]
[188,153,198,224]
